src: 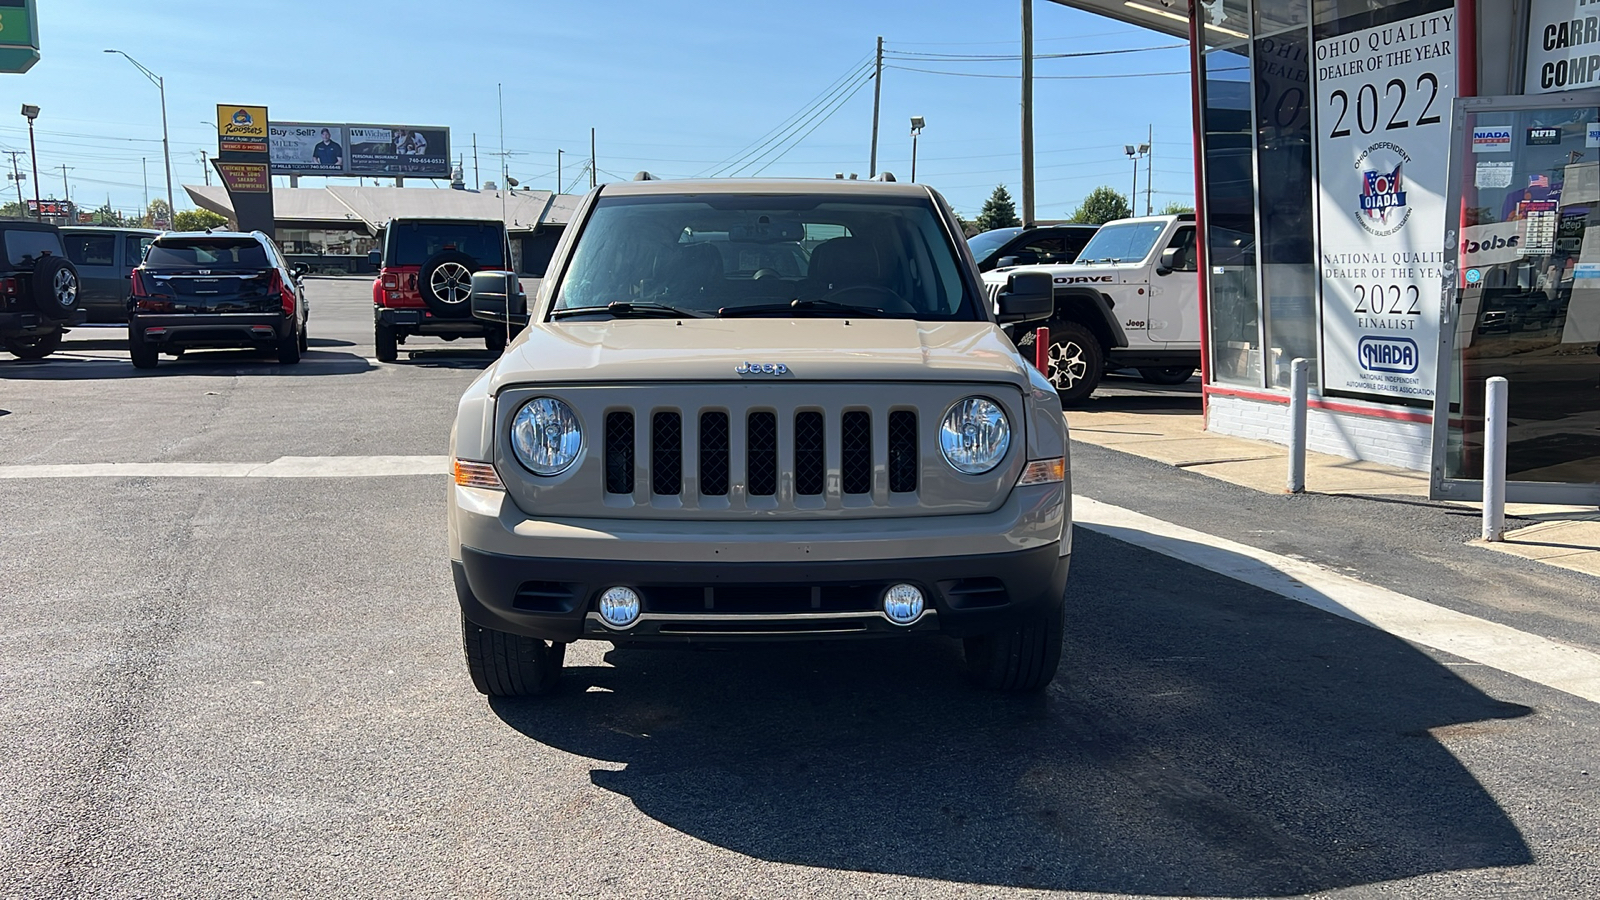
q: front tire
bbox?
[963,602,1064,692]
[375,322,398,362]
[1043,321,1104,404]
[3,330,62,360]
[462,614,565,696]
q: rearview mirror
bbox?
[471,270,529,326]
[996,271,1053,324]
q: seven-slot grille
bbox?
[612,408,919,501]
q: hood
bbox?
[489,318,1032,392]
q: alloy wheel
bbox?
[429,261,473,306]
[1046,338,1087,391]
[53,269,78,309]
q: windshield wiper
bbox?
[550,301,711,320]
[718,298,888,318]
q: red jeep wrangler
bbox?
[370,217,512,361]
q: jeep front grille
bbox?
[601,407,918,503]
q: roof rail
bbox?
[633,171,658,181]
[874,172,897,182]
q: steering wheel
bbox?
[752,267,781,281]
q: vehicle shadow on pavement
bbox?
[392,349,495,370]
[489,529,1534,895]
[0,350,374,379]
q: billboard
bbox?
[347,125,450,177]
[269,123,347,174]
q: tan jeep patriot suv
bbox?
[448,177,1070,694]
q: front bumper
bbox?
[376,305,492,336]
[131,312,291,347]
[455,542,1068,643]
[451,481,1070,643]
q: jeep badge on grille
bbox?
[735,362,789,376]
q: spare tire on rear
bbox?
[418,250,477,319]
[31,256,81,321]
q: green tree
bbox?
[173,209,228,231]
[1161,201,1196,215]
[0,200,27,219]
[974,184,1022,232]
[1068,186,1132,225]
[145,198,173,228]
[91,203,125,226]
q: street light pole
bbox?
[1124,142,1149,217]
[910,116,925,183]
[21,104,40,221]
[106,50,174,226]
[557,149,563,193]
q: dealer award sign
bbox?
[1314,10,1455,404]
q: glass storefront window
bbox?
[1254,6,1318,388]
[1200,1,1262,387]
[1444,99,1600,487]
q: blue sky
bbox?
[6,0,1195,219]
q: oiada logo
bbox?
[1359,336,1418,374]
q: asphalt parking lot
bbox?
[3,278,1600,898]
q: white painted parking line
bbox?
[1075,495,1600,705]
[0,455,449,479]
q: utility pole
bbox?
[1020,0,1036,227]
[196,150,210,186]
[590,128,597,189]
[57,165,71,206]
[869,35,883,178]
[142,158,149,220]
[557,149,564,193]
[472,133,480,190]
[5,151,24,212]
[1146,123,1154,215]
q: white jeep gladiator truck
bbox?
[984,213,1201,403]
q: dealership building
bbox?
[1053,0,1600,504]
[183,184,579,277]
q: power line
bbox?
[884,64,1207,80]
[701,57,874,178]
[750,75,876,176]
[883,43,1185,61]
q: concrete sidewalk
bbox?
[1066,406,1600,579]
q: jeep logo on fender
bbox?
[1358,336,1417,374]
[735,362,789,376]
[1054,275,1113,285]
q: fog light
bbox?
[883,583,925,625]
[598,586,641,628]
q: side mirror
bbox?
[1156,246,1180,276]
[367,249,382,267]
[996,251,1038,269]
[289,263,310,279]
[996,270,1053,324]
[471,270,529,326]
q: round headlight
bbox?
[940,397,1011,475]
[510,397,583,476]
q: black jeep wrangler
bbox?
[0,219,84,360]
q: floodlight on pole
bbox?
[1124,142,1150,217]
[105,50,174,226]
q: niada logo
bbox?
[1472,125,1513,153]
[1353,142,1412,237]
[1359,336,1417,374]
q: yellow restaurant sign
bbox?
[216,105,268,140]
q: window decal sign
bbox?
[1315,10,1454,403]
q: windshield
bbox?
[554,194,978,320]
[967,228,1023,260]
[1074,221,1168,264]
[145,238,271,269]
[4,230,65,268]
[386,222,506,267]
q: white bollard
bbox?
[1287,358,1309,494]
[1483,376,1509,541]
